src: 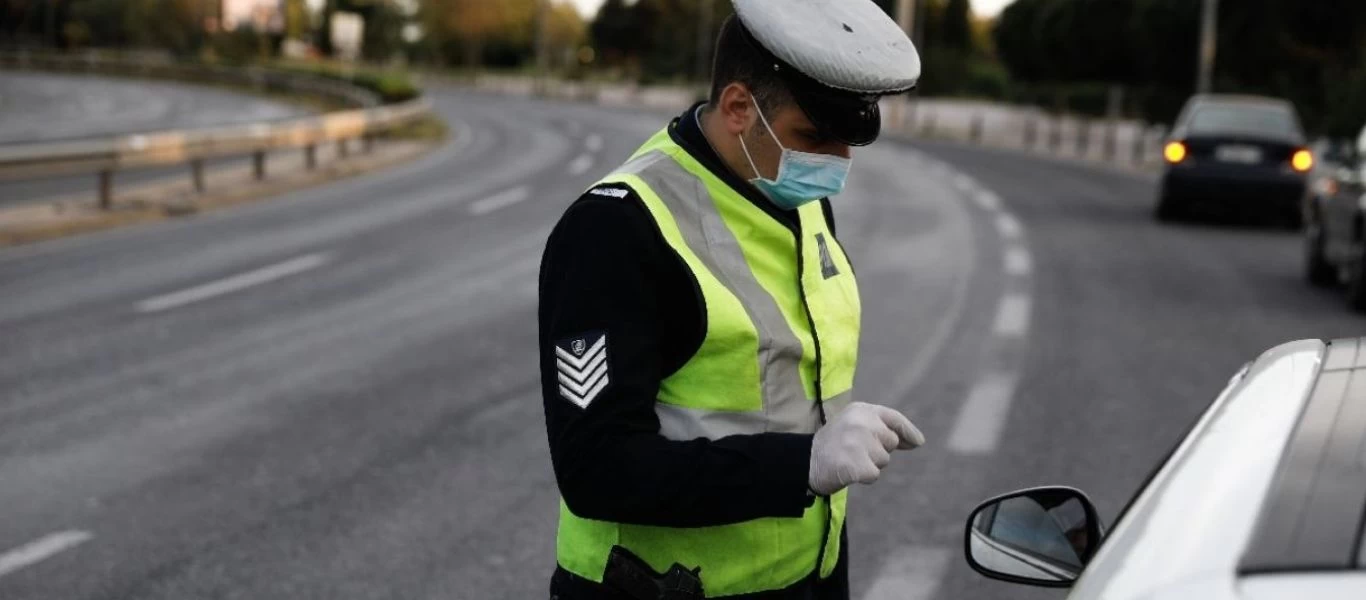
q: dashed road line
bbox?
[942,171,1033,457]
[567,154,595,176]
[585,134,604,152]
[136,253,330,313]
[991,292,1032,337]
[0,530,93,578]
[995,213,1023,240]
[1004,245,1033,276]
[947,370,1021,455]
[974,189,1002,212]
[468,185,531,216]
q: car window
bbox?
[982,496,1085,568]
[1187,105,1300,138]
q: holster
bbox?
[602,545,705,600]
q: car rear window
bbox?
[1188,104,1301,139]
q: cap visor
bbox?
[793,91,882,147]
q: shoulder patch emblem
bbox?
[555,332,610,408]
[816,233,839,279]
[589,187,630,199]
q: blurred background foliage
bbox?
[0,0,1362,135]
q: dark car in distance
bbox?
[1303,124,1366,310]
[1155,95,1313,226]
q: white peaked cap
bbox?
[732,0,921,95]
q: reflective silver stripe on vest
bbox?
[617,150,820,440]
[657,390,853,440]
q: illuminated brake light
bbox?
[1164,142,1187,164]
[1292,149,1314,172]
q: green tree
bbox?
[64,0,202,54]
[284,0,311,41]
[991,0,1366,133]
[941,0,972,52]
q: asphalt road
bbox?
[0,72,309,144]
[2,83,1364,600]
[0,72,311,208]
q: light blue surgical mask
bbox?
[738,98,853,210]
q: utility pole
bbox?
[535,0,550,93]
[1196,0,1218,94]
[891,0,918,129]
[896,0,917,43]
[695,0,715,83]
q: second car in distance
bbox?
[1156,95,1313,226]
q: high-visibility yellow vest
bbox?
[556,126,862,597]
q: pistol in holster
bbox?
[602,545,705,600]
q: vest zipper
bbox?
[795,220,835,582]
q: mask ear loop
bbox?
[750,96,782,148]
[739,95,784,181]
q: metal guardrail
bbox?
[0,51,431,208]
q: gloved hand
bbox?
[808,402,925,496]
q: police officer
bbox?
[539,1,924,597]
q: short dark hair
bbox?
[708,16,793,115]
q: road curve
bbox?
[1,85,1360,600]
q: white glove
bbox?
[808,402,925,496]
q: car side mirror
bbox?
[964,486,1103,588]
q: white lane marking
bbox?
[974,190,1002,212]
[0,531,93,578]
[468,185,531,216]
[995,212,1023,240]
[136,254,330,313]
[948,371,1020,454]
[1004,245,1033,277]
[992,292,1032,338]
[585,134,604,152]
[953,173,975,193]
[567,154,595,176]
[861,546,953,600]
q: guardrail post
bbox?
[1076,119,1091,158]
[921,110,936,138]
[191,159,205,192]
[362,134,374,154]
[970,113,984,145]
[98,170,113,209]
[338,139,350,159]
[1149,126,1168,165]
[1024,117,1037,150]
[305,144,317,170]
[1104,122,1117,162]
[253,151,266,180]
[1132,125,1144,165]
[1048,117,1062,153]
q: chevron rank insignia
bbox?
[555,332,610,408]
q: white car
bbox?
[964,338,1366,599]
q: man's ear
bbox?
[715,83,754,137]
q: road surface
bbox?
[2,84,1361,599]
